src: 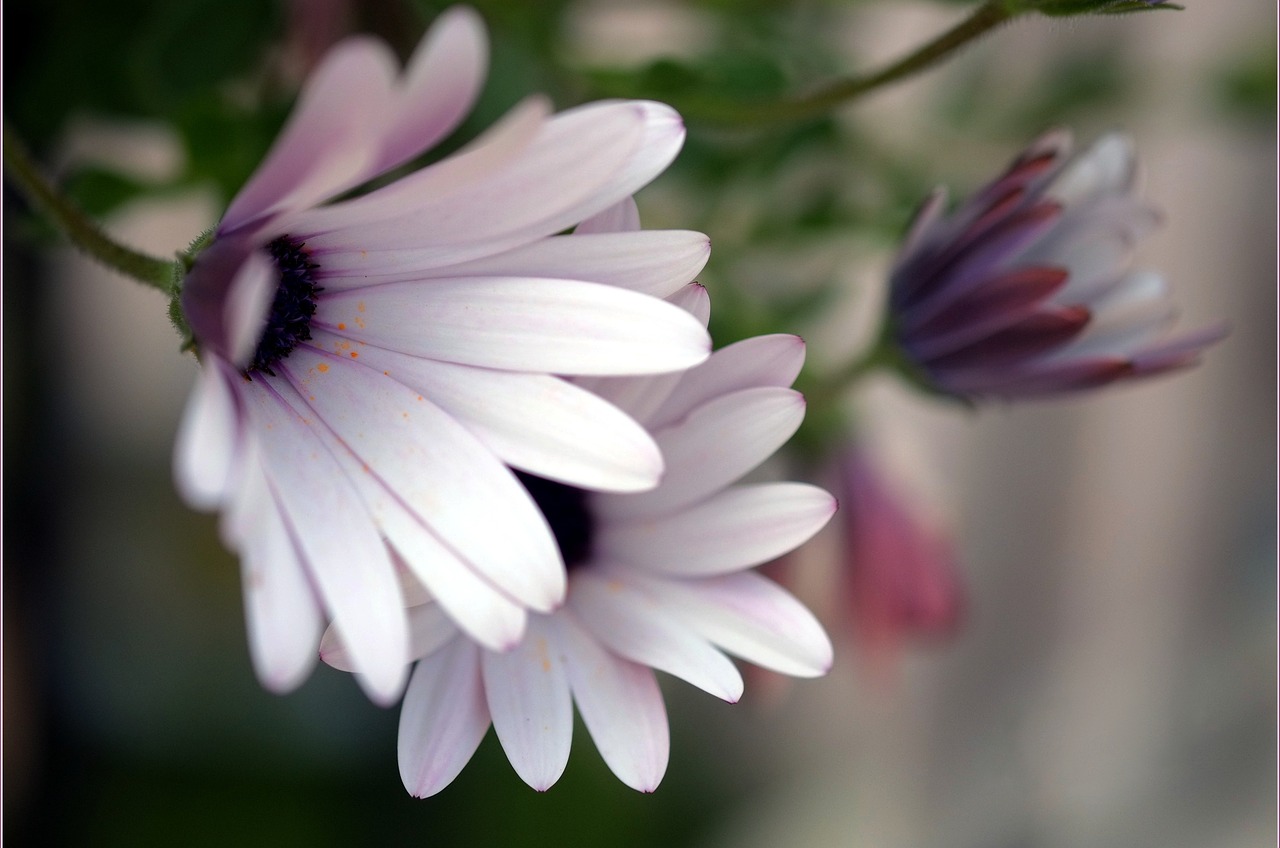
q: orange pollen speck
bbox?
[357,302,366,313]
[337,323,346,330]
[383,371,390,376]
[355,317,366,329]
[349,351,359,358]
[317,363,330,373]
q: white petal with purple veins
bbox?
[174,362,241,511]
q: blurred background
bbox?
[4,1,1275,846]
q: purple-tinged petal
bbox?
[907,266,1069,360]
[570,570,744,702]
[278,347,566,612]
[896,202,1063,322]
[242,375,409,703]
[398,638,490,798]
[222,36,396,234]
[315,277,711,376]
[293,95,550,243]
[181,235,256,358]
[310,331,662,492]
[929,305,1091,371]
[597,387,806,521]
[598,483,837,577]
[174,359,242,511]
[1045,133,1137,207]
[324,230,709,297]
[629,570,834,678]
[373,5,488,175]
[482,617,573,791]
[1129,324,1229,373]
[644,334,806,431]
[554,612,669,792]
[305,100,648,252]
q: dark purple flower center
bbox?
[515,471,595,570]
[251,236,322,374]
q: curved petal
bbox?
[310,332,662,492]
[322,230,710,298]
[228,449,323,693]
[294,95,550,243]
[243,375,409,704]
[554,612,668,792]
[321,600,460,671]
[570,570,743,702]
[315,277,711,376]
[224,250,278,368]
[307,99,649,252]
[575,196,641,234]
[222,36,396,234]
[174,360,241,511]
[398,638,491,798]
[374,5,488,174]
[482,617,573,791]
[630,570,833,678]
[279,346,566,611]
[598,482,837,577]
[644,334,806,431]
[596,387,806,521]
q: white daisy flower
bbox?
[324,305,836,794]
[173,6,712,704]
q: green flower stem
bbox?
[3,122,176,292]
[678,1,1020,126]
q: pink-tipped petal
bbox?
[599,482,837,577]
[315,277,711,376]
[398,638,491,798]
[482,617,574,791]
[598,387,806,521]
[644,334,806,431]
[554,613,669,792]
[570,570,744,702]
[633,570,834,678]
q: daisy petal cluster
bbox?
[323,308,836,795]
[172,7,713,704]
[888,130,1223,399]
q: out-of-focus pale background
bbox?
[4,1,1274,846]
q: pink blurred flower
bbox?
[836,450,964,677]
[324,316,835,795]
[889,130,1224,399]
[173,7,713,704]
